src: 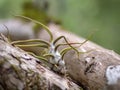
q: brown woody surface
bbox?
[0,19,120,90]
[38,23,120,90]
[0,33,81,90]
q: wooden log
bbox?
[0,34,81,90]
[0,19,35,40]
[1,19,120,90]
[38,23,120,90]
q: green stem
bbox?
[14,15,53,42]
[53,36,79,56]
[28,52,48,62]
[11,39,50,46]
[55,42,82,51]
[60,47,72,59]
[43,54,54,58]
[79,30,96,47]
[15,44,48,48]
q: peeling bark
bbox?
[0,34,81,90]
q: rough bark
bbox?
[38,23,120,90]
[1,19,120,90]
[0,34,81,90]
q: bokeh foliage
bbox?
[47,0,120,54]
[0,0,120,54]
[0,0,29,18]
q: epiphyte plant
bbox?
[11,15,88,74]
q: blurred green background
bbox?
[0,0,120,54]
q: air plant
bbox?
[11,15,89,74]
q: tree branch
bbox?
[1,19,120,90]
[38,23,120,90]
[0,33,81,90]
